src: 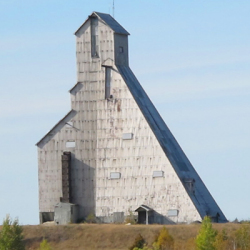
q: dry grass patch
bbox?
[4,223,242,250]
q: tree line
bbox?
[129,216,250,250]
[0,215,52,250]
[1,215,250,250]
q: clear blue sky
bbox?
[0,0,249,225]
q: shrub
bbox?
[153,227,174,250]
[214,229,228,250]
[129,234,145,250]
[125,210,136,224]
[39,239,52,250]
[195,216,217,250]
[235,224,250,250]
[133,247,151,250]
[0,215,25,250]
[85,213,96,223]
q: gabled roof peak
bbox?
[75,11,130,36]
[36,110,77,148]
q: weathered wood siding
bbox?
[37,13,205,223]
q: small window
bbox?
[66,141,75,148]
[167,209,179,217]
[153,171,164,178]
[122,133,133,140]
[110,172,121,179]
[119,46,124,53]
[184,178,195,194]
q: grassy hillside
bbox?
[19,223,243,250]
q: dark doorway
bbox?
[135,205,152,225]
[138,211,146,224]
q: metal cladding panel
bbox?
[94,12,130,35]
[54,202,78,225]
[116,65,227,223]
[94,67,202,224]
[114,34,129,66]
[38,12,227,224]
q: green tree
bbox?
[214,229,228,250]
[195,216,217,250]
[129,234,145,250]
[39,239,52,250]
[0,215,25,250]
[235,224,250,250]
[153,227,174,250]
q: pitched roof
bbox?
[36,110,77,148]
[75,11,130,36]
[94,12,130,35]
[69,82,84,95]
[135,205,152,212]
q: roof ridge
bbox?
[75,11,130,36]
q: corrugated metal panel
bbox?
[38,12,227,224]
[94,12,130,35]
[116,65,227,223]
[75,12,130,36]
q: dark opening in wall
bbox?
[61,152,72,203]
[119,46,124,53]
[91,17,99,57]
[184,178,195,194]
[105,67,111,99]
[39,212,54,224]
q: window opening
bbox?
[91,17,99,57]
[110,172,121,179]
[66,121,73,128]
[66,141,76,148]
[119,46,124,53]
[105,67,111,99]
[167,209,179,217]
[184,178,195,194]
[122,133,133,140]
[153,171,164,178]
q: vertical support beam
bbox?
[61,152,71,203]
[146,211,148,225]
